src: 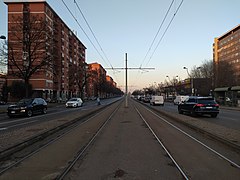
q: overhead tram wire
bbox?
[139,0,175,69]
[132,0,176,91]
[73,0,115,70]
[61,0,109,68]
[146,0,184,66]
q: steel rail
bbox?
[135,106,189,180]
[141,103,240,169]
[0,101,120,176]
[57,100,122,180]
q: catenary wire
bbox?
[61,0,109,68]
[139,0,175,69]
[146,0,184,66]
[73,0,114,70]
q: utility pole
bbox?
[106,53,154,108]
[125,53,128,107]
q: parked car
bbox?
[66,98,83,108]
[7,98,47,118]
[150,95,164,106]
[143,96,151,103]
[174,95,189,105]
[178,96,219,117]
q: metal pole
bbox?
[125,53,128,107]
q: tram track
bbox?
[136,104,240,169]
[133,99,240,179]
[56,98,239,179]
[0,98,239,179]
[58,99,190,179]
[0,99,122,177]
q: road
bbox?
[0,98,120,131]
[1,99,239,132]
[148,101,240,131]
[0,98,239,179]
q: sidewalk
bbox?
[220,105,240,111]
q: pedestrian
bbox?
[97,97,101,105]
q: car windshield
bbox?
[69,98,78,101]
[17,99,33,105]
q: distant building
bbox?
[213,24,240,106]
[4,0,86,101]
[213,24,240,87]
[87,63,107,98]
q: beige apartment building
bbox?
[213,24,240,105]
[213,24,240,87]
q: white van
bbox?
[173,95,189,105]
[150,95,164,106]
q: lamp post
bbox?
[183,66,193,95]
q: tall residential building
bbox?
[213,24,240,88]
[4,0,86,101]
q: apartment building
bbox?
[4,0,86,101]
[213,24,240,106]
[87,63,107,98]
[213,24,240,87]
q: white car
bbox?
[174,95,189,105]
[66,98,83,108]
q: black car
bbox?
[178,96,219,118]
[7,98,47,117]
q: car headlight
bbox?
[20,106,27,112]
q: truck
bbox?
[150,95,164,106]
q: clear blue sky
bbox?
[1,0,240,92]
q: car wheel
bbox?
[27,110,33,117]
[191,110,196,117]
[211,113,217,118]
[178,108,183,114]
[42,107,47,114]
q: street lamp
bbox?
[183,66,193,95]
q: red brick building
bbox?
[87,63,107,98]
[4,0,86,101]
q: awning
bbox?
[214,87,230,92]
[231,86,240,91]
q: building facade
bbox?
[213,24,240,106]
[4,0,86,101]
[87,63,107,98]
[213,24,240,87]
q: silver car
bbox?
[66,98,83,108]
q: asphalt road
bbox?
[148,101,240,131]
[0,98,121,131]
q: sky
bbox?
[0,0,240,92]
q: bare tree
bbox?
[0,40,8,73]
[190,59,213,79]
[6,6,53,97]
[215,61,236,87]
[69,61,89,99]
